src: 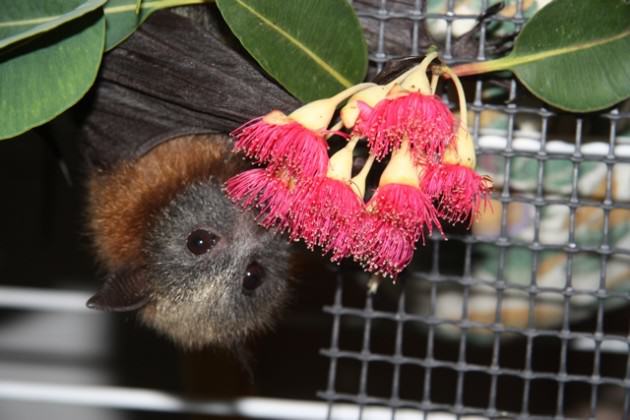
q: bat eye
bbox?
[242,261,265,295]
[186,229,218,255]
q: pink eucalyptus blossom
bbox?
[290,177,365,262]
[354,183,441,277]
[353,92,456,164]
[225,167,301,231]
[231,111,328,178]
[422,163,492,226]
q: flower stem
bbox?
[327,137,359,181]
[290,83,374,131]
[441,66,477,169]
[386,57,430,87]
[451,56,513,76]
[440,65,468,131]
[351,154,376,198]
[430,72,439,95]
[399,51,439,94]
[327,120,343,136]
[329,83,377,105]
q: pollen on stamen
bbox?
[353,183,441,277]
[355,216,416,278]
[422,163,493,226]
[224,167,299,232]
[370,183,441,242]
[231,112,329,178]
[353,92,456,164]
[290,177,365,262]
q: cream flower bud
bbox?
[327,138,359,181]
[444,127,476,169]
[399,51,438,94]
[378,140,422,188]
[340,84,391,128]
[289,83,374,131]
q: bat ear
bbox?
[87,268,150,312]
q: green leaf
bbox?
[104,0,210,51]
[216,0,368,102]
[0,12,105,140]
[0,0,106,50]
[453,0,630,113]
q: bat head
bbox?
[140,179,291,348]
[86,135,292,349]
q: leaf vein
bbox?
[511,28,630,68]
[233,0,352,88]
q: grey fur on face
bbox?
[140,179,291,349]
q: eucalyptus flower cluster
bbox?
[225,53,492,277]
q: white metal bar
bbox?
[571,337,630,354]
[0,380,475,420]
[477,131,630,157]
[0,286,93,313]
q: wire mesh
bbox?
[321,1,630,419]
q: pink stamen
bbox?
[369,183,441,241]
[290,177,365,262]
[422,163,492,226]
[224,167,299,231]
[231,115,329,178]
[354,183,441,277]
[355,214,416,278]
[353,93,456,164]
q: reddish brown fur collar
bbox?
[87,134,242,271]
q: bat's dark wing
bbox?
[80,1,499,170]
[79,7,300,170]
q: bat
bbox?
[81,6,300,349]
